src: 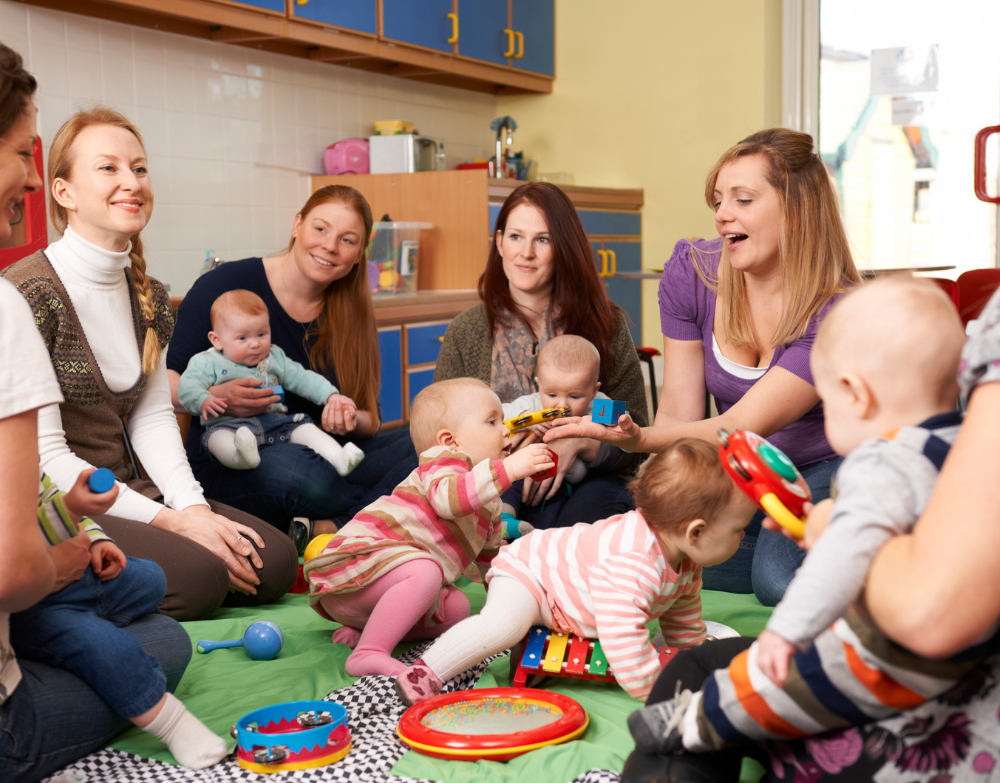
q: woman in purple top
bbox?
[549,129,860,605]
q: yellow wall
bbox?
[498,0,783,346]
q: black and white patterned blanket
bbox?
[42,644,620,783]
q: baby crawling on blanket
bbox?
[304,378,555,677]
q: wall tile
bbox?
[101,52,136,106]
[97,20,133,57]
[164,66,197,113]
[196,114,226,162]
[33,45,68,97]
[224,162,253,207]
[27,5,66,48]
[195,72,225,117]
[134,56,168,109]
[166,111,201,159]
[224,118,251,162]
[136,109,170,165]
[249,163,277,208]
[0,2,28,41]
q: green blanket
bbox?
[109,580,772,780]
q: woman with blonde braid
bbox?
[2,107,297,621]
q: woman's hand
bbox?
[322,394,359,435]
[48,530,92,593]
[151,505,265,594]
[543,413,644,452]
[522,436,598,506]
[207,378,280,418]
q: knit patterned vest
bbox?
[2,251,174,498]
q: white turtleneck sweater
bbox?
[37,226,209,523]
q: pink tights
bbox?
[319,558,470,677]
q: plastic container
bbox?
[366,221,432,295]
[373,119,414,136]
[324,138,369,175]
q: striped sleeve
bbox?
[589,552,665,701]
[424,453,512,520]
[657,567,707,649]
[37,473,111,546]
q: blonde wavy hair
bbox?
[48,107,161,375]
[702,128,860,351]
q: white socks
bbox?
[143,692,227,770]
[207,426,261,470]
[290,423,364,475]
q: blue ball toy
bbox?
[88,468,116,494]
[197,620,284,661]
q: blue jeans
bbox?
[0,611,190,783]
[9,558,168,719]
[506,473,636,529]
[196,427,418,528]
[701,456,843,607]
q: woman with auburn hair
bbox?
[167,185,417,537]
[2,106,297,622]
[549,128,860,604]
[434,181,648,528]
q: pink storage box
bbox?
[324,138,370,175]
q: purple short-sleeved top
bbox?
[658,236,837,468]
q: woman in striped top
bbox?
[395,438,756,704]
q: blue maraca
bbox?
[197,620,283,661]
[88,468,116,494]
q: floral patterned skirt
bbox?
[756,653,1000,782]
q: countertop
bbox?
[372,289,481,326]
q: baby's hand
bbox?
[503,443,555,483]
[756,630,797,687]
[802,499,834,551]
[62,468,120,523]
[200,394,227,420]
[90,540,127,581]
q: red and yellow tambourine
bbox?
[717,429,810,539]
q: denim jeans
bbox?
[9,557,168,719]
[196,427,418,528]
[505,473,636,529]
[701,456,843,607]
[0,611,190,783]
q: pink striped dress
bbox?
[488,510,707,700]
[305,446,509,602]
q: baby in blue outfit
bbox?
[178,289,364,475]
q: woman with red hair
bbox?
[434,182,648,527]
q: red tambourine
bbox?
[717,429,810,539]
[396,687,588,762]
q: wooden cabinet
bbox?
[23,0,553,95]
[290,0,378,35]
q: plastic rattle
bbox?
[88,468,116,494]
[504,407,570,433]
[197,620,284,660]
[717,429,810,539]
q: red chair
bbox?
[926,277,960,310]
[957,269,1000,326]
[0,137,46,270]
[635,346,660,417]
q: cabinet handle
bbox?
[296,0,307,4]
[447,12,458,44]
[606,249,617,276]
[596,249,608,277]
[514,30,524,59]
[503,29,515,57]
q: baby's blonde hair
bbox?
[409,378,495,454]
[210,290,269,331]
[536,334,600,385]
[814,276,965,409]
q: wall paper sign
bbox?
[870,44,939,97]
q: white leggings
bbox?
[421,576,545,681]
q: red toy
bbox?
[511,625,676,688]
[717,429,810,539]
[396,687,588,761]
[530,450,558,481]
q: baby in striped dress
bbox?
[394,438,756,703]
[305,378,555,678]
[630,276,984,755]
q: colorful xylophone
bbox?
[512,626,676,687]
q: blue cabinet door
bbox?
[456,0,509,66]
[382,0,455,53]
[291,0,378,34]
[407,367,437,411]
[228,0,285,12]
[510,0,553,76]
[378,327,403,425]
[603,242,643,345]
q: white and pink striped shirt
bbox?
[488,510,707,700]
[306,446,509,600]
